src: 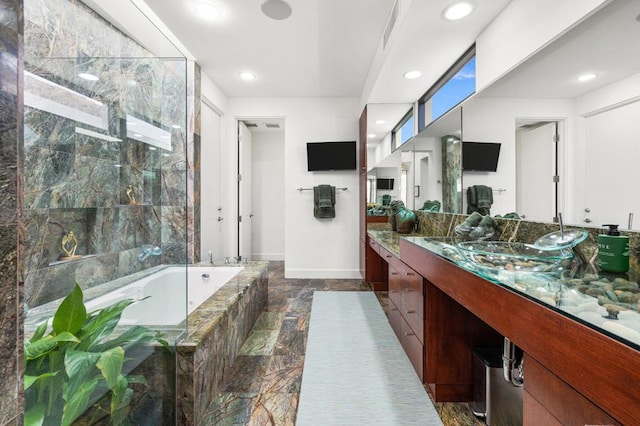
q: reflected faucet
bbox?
[138,244,162,262]
[208,250,214,264]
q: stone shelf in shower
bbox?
[48,254,97,266]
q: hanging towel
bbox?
[314,185,336,219]
[467,185,493,215]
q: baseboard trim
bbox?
[285,269,363,279]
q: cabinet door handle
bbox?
[406,272,415,276]
[385,255,392,258]
[390,308,398,312]
[405,288,411,292]
[404,332,414,336]
[406,310,415,314]
[391,272,399,276]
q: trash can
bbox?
[469,347,523,425]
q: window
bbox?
[418,46,476,131]
[392,107,414,150]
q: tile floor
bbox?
[201,261,482,425]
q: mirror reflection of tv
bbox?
[462,142,501,172]
[376,178,394,190]
[306,141,357,171]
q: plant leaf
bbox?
[53,284,87,335]
[110,375,133,426]
[125,374,147,386]
[96,347,125,390]
[24,332,79,362]
[61,377,99,426]
[24,401,45,426]
[64,350,101,399]
[29,321,49,343]
[24,372,57,390]
[77,298,135,351]
[92,325,156,352]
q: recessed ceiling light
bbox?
[577,73,597,82]
[403,70,422,80]
[261,0,292,20]
[78,73,99,81]
[193,0,222,21]
[239,71,257,81]
[443,2,474,21]
[368,133,377,138]
[375,120,386,124]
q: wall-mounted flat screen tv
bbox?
[376,178,394,190]
[306,141,357,171]
[462,142,501,172]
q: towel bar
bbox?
[297,187,348,192]
[462,187,506,193]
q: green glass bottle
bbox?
[597,224,629,273]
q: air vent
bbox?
[264,123,280,129]
[244,122,258,128]
[383,0,399,50]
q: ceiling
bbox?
[478,0,640,99]
[101,0,513,103]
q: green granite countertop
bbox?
[368,225,640,351]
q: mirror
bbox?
[366,103,414,213]
[463,0,640,227]
[367,0,640,228]
[414,106,462,213]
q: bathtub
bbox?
[85,265,244,326]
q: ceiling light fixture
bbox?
[577,73,597,82]
[375,120,386,124]
[261,0,292,20]
[403,70,422,80]
[443,2,474,21]
[368,133,377,138]
[239,71,257,81]
[78,73,99,81]
[193,0,222,21]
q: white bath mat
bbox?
[296,291,442,425]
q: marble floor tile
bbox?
[260,355,303,394]
[252,311,285,330]
[221,355,271,393]
[239,329,280,356]
[247,392,298,426]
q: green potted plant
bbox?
[24,284,167,426]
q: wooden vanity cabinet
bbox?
[388,257,425,381]
[366,236,388,291]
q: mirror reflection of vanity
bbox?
[367,0,640,228]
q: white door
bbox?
[516,121,558,222]
[237,121,253,260]
[584,101,640,229]
[200,100,224,262]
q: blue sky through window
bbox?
[431,56,476,121]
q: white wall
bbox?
[475,0,607,91]
[251,131,285,260]
[462,97,573,216]
[224,98,361,279]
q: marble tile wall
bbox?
[22,0,193,309]
[0,0,22,423]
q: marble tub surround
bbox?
[177,261,269,425]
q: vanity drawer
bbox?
[377,245,395,263]
[402,305,424,344]
[388,265,402,305]
[388,299,403,341]
[400,314,424,381]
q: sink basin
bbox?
[456,241,573,276]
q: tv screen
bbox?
[462,142,501,172]
[376,178,394,190]
[306,141,357,171]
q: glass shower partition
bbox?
[22,51,188,426]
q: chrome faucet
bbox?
[138,244,162,262]
[208,250,214,264]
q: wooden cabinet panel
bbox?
[523,354,620,426]
[388,299,403,341]
[523,390,563,426]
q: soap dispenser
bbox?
[597,224,629,273]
